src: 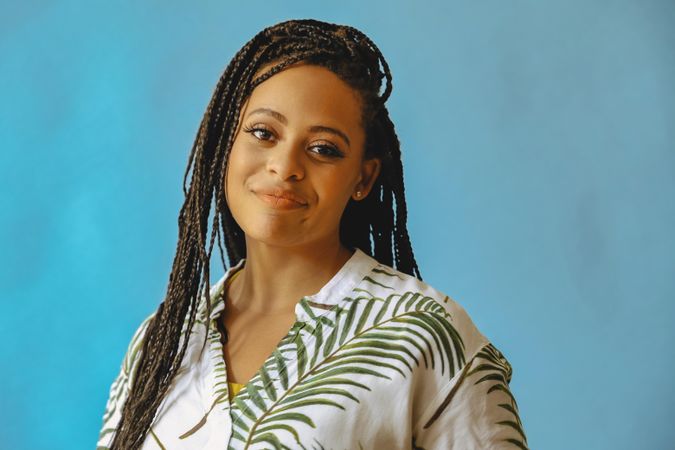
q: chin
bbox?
[241,222,306,247]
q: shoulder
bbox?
[98,310,157,447]
[118,310,157,386]
[360,261,528,446]
[360,259,492,366]
[122,274,232,373]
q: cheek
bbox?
[226,142,250,180]
[317,173,356,206]
[224,141,262,202]
[224,145,245,198]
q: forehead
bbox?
[244,63,364,135]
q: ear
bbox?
[352,157,382,201]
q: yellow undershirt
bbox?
[228,381,246,400]
[223,267,245,401]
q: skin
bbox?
[220,62,382,384]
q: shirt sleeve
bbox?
[413,342,529,450]
[96,313,155,449]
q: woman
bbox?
[98,18,529,450]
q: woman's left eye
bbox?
[310,144,344,159]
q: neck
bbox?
[228,238,355,315]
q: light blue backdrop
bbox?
[1,1,673,449]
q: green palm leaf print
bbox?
[468,344,529,449]
[227,267,466,449]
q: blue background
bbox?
[1,1,673,449]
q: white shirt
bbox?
[98,247,529,449]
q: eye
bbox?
[309,143,344,159]
[243,124,275,142]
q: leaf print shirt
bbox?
[97,247,529,449]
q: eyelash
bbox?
[242,125,344,159]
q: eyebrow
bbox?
[247,107,351,147]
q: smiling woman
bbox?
[97,18,529,450]
[224,63,381,265]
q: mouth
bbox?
[254,191,308,209]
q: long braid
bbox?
[109,18,422,449]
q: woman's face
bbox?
[224,63,381,250]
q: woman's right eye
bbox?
[243,125,274,141]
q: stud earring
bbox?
[355,191,362,198]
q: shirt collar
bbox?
[207,247,379,322]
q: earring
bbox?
[355,191,362,198]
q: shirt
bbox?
[97,247,529,449]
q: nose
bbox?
[265,139,305,181]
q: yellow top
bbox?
[228,381,246,400]
[223,267,245,401]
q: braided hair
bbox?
[109,18,422,449]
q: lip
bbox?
[254,187,308,209]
